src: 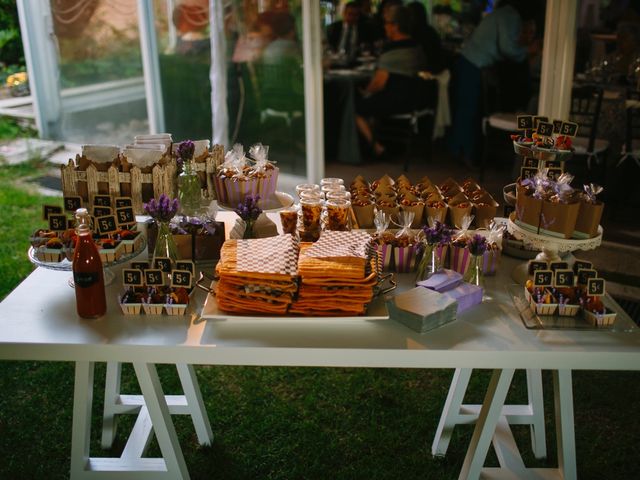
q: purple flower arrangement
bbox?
[144,194,179,222]
[422,221,451,246]
[467,234,488,256]
[235,194,262,222]
[176,139,195,174]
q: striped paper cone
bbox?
[436,244,449,269]
[375,243,393,271]
[450,245,472,276]
[394,244,418,273]
[481,248,501,275]
[258,167,279,199]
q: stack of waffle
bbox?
[215,234,299,314]
[290,231,377,316]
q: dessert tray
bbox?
[507,284,637,332]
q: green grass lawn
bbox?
[0,157,639,479]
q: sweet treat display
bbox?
[119,286,191,316]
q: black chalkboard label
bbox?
[573,260,593,274]
[43,205,63,220]
[63,196,82,212]
[97,215,118,235]
[553,269,575,287]
[577,268,598,286]
[550,261,569,272]
[49,214,67,232]
[520,167,538,181]
[560,121,579,137]
[154,257,173,273]
[176,260,195,274]
[517,115,533,130]
[536,121,554,137]
[546,168,563,181]
[171,270,193,288]
[144,269,165,286]
[533,270,554,287]
[122,269,144,287]
[131,261,150,271]
[93,195,112,207]
[115,197,133,208]
[587,278,605,297]
[116,207,135,226]
[522,157,538,168]
[553,119,563,134]
[93,206,112,218]
[529,261,548,275]
[533,116,549,128]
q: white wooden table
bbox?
[0,247,638,479]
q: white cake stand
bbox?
[506,213,603,284]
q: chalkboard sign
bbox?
[97,215,118,235]
[171,270,193,288]
[522,157,538,168]
[560,121,579,137]
[533,270,553,287]
[533,116,549,128]
[517,115,533,130]
[553,269,575,288]
[48,214,67,232]
[131,261,150,271]
[577,268,598,286]
[93,206,112,218]
[552,119,563,134]
[122,269,144,287]
[573,260,593,274]
[587,278,605,297]
[93,195,112,207]
[43,205,62,220]
[144,269,164,286]
[550,261,569,272]
[154,257,173,273]
[528,261,548,275]
[63,196,82,212]
[115,197,133,208]
[176,260,195,274]
[546,168,563,181]
[536,121,554,137]
[520,167,538,181]
[116,207,135,226]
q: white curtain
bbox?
[209,0,228,147]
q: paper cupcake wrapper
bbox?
[165,304,188,315]
[142,304,165,315]
[120,303,142,315]
[215,176,261,208]
[450,245,472,276]
[394,245,418,273]
[481,249,501,276]
[375,243,393,271]
[257,167,279,199]
[557,304,580,317]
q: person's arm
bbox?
[497,9,528,63]
[364,69,389,95]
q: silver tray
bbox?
[507,284,637,332]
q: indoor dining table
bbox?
[0,212,638,480]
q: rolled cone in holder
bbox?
[515,182,542,233]
[573,184,604,239]
[352,200,375,228]
[448,192,473,229]
[473,192,499,229]
[461,178,481,195]
[426,199,447,225]
[539,199,580,239]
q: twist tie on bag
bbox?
[551,172,574,203]
[453,214,474,243]
[222,143,248,178]
[487,220,505,249]
[532,168,553,199]
[373,209,390,236]
[249,143,274,174]
[391,210,415,239]
[583,183,603,204]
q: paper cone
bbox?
[573,201,603,238]
[539,200,580,239]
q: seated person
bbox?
[407,1,446,74]
[261,11,302,64]
[173,2,210,56]
[355,5,431,157]
[326,1,373,59]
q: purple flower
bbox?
[234,194,262,222]
[144,193,179,222]
[422,221,451,246]
[177,140,195,162]
[467,234,488,256]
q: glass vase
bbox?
[243,219,256,239]
[153,220,178,263]
[465,254,484,287]
[415,243,442,281]
[178,161,201,217]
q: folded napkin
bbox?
[236,234,299,276]
[305,230,372,259]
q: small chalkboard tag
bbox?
[171,270,193,289]
[560,121,579,137]
[553,119,563,134]
[533,269,554,287]
[93,194,112,207]
[522,157,538,168]
[122,269,144,287]
[550,261,569,272]
[528,260,548,275]
[144,269,165,286]
[43,205,63,220]
[49,214,68,232]
[154,257,173,273]
[63,196,82,212]
[97,215,118,235]
[543,160,562,169]
[520,167,538,180]
[546,168,563,181]
[517,115,533,130]
[536,121,554,137]
[587,278,605,297]
[116,207,135,226]
[573,260,593,274]
[533,115,549,128]
[577,268,598,286]
[175,260,195,274]
[553,269,575,288]
[131,261,150,271]
[93,206,112,218]
[114,197,133,208]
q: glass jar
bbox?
[300,197,323,231]
[178,160,201,216]
[295,183,321,198]
[325,198,351,231]
[279,206,299,235]
[415,243,444,281]
[320,177,344,187]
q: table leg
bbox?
[70,361,94,478]
[102,362,122,449]
[432,368,473,457]
[554,369,577,480]
[458,368,515,480]
[526,368,547,459]
[176,363,213,446]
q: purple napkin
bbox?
[442,283,483,314]
[416,269,463,293]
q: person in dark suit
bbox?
[326,1,372,58]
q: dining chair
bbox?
[375,75,437,171]
[568,85,608,172]
[616,89,640,168]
